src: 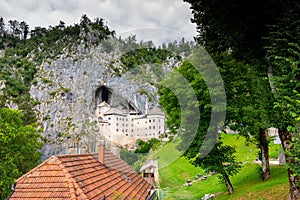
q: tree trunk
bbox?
[222,171,234,194]
[259,128,271,181]
[278,129,300,200]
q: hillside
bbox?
[154,134,288,199]
[0,16,196,159]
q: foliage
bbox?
[265,13,300,186]
[193,139,241,178]
[135,138,160,153]
[0,108,42,199]
[159,58,240,193]
[184,0,300,194]
[184,0,299,61]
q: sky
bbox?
[0,0,198,45]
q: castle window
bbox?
[149,120,151,123]
[108,123,111,126]
[149,126,151,129]
[153,126,155,129]
[126,134,128,136]
[108,117,111,120]
[153,119,155,122]
[116,129,118,132]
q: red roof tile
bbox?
[9,152,154,200]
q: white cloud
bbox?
[0,0,197,45]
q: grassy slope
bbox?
[155,134,288,200]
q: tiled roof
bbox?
[9,152,154,200]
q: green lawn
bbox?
[154,134,288,200]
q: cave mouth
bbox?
[95,86,112,106]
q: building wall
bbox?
[95,104,165,148]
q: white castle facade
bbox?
[95,101,166,149]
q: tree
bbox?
[0,17,5,37]
[265,13,300,199]
[193,140,241,194]
[215,52,274,181]
[19,21,29,40]
[184,1,300,197]
[159,59,240,194]
[0,108,42,199]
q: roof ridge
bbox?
[56,156,89,200]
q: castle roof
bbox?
[148,106,165,116]
[97,101,110,108]
[104,107,126,116]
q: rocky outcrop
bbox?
[30,42,178,158]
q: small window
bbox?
[149,120,151,123]
[116,129,118,132]
[108,117,111,120]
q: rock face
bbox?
[30,44,177,159]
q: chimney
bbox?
[98,140,105,164]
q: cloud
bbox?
[0,0,196,45]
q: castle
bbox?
[95,101,166,149]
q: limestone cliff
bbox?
[30,40,179,158]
